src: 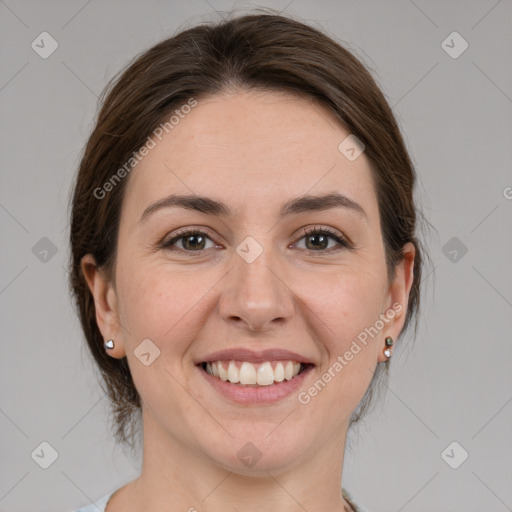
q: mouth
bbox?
[195,348,315,404]
[199,360,313,386]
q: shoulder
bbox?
[75,488,368,512]
[71,491,114,512]
[342,487,370,512]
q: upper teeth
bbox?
[205,360,302,386]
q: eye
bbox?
[161,225,352,255]
[294,226,351,252]
[161,228,217,253]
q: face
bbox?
[83,89,414,475]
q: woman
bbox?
[69,11,427,512]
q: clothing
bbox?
[72,491,113,512]
[343,487,370,512]
[73,487,368,512]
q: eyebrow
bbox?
[139,192,367,223]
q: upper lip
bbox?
[196,348,315,365]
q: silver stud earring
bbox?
[383,336,394,358]
[104,339,114,350]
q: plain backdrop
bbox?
[0,1,511,511]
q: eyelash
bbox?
[160,225,352,255]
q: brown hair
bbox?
[69,10,431,452]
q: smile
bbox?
[202,360,306,386]
[196,348,315,404]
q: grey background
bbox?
[1,0,511,511]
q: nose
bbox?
[218,245,295,332]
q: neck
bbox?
[120,412,351,512]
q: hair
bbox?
[68,9,432,454]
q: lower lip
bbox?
[198,365,314,404]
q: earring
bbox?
[383,336,394,358]
[104,339,114,350]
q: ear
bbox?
[377,242,416,363]
[81,254,127,358]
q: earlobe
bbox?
[80,254,126,358]
[377,242,416,363]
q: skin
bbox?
[82,89,415,512]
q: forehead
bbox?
[121,89,377,223]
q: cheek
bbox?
[116,265,200,411]
[295,269,385,344]
[116,261,212,354]
[298,277,381,417]
[318,277,385,397]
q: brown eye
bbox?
[162,230,215,252]
[161,226,351,256]
[304,232,331,251]
[295,227,351,252]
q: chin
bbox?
[195,424,312,475]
